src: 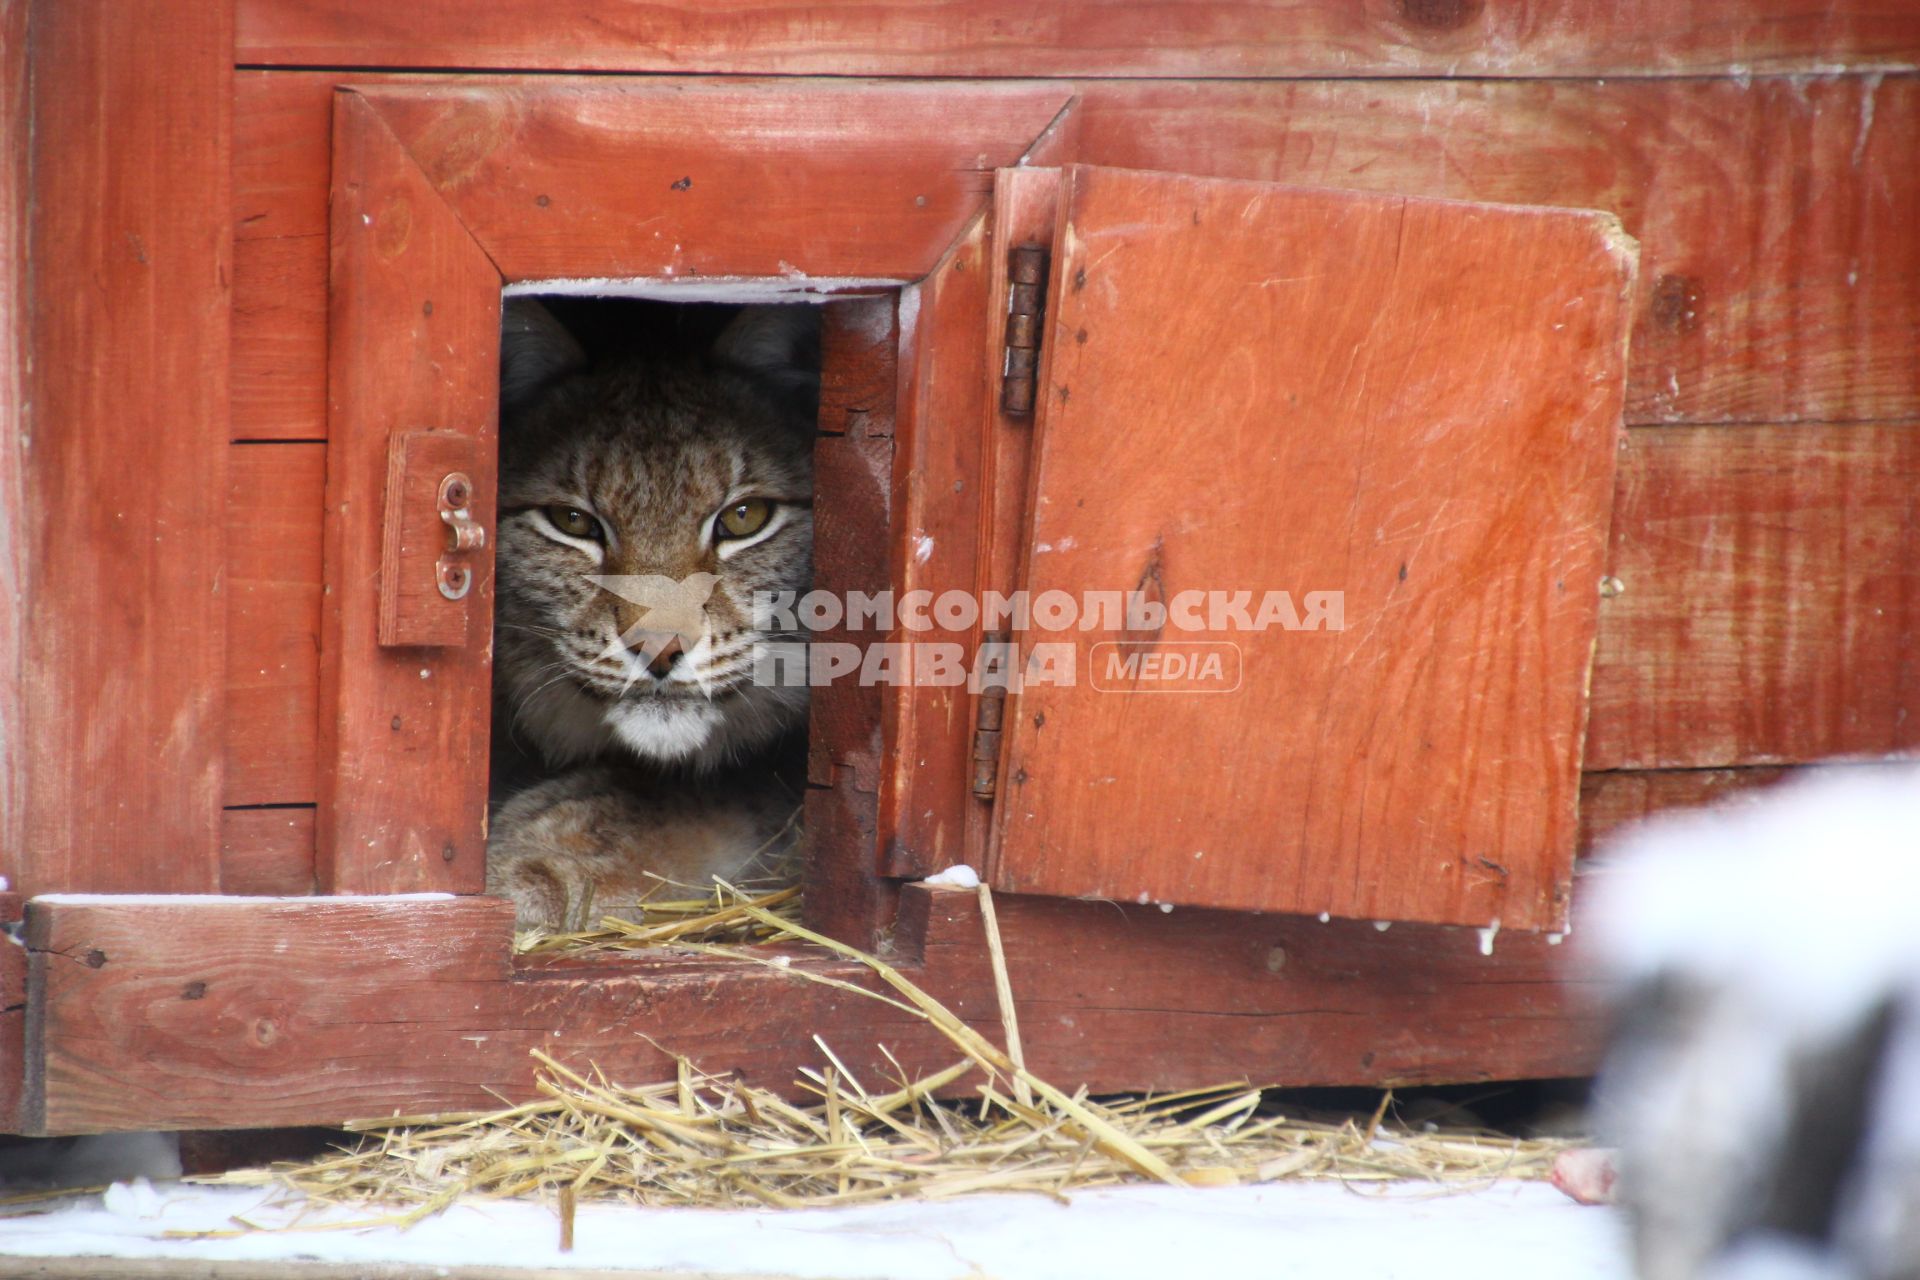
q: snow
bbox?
[1587,762,1920,1031]
[0,1179,1631,1279]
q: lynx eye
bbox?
[715,498,774,541]
[544,506,601,541]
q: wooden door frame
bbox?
[317,78,1082,901]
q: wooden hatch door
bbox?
[983,165,1636,933]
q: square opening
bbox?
[485,292,841,936]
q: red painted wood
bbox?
[14,0,232,894]
[314,82,1073,897]
[226,443,323,807]
[353,80,1076,285]
[1588,424,1920,769]
[0,0,27,886]
[953,166,1063,879]
[988,165,1635,931]
[876,216,995,881]
[803,297,905,948]
[319,91,502,894]
[236,0,1920,79]
[221,808,318,896]
[232,234,328,442]
[21,885,1604,1133]
[0,892,26,1132]
[1073,77,1920,428]
[377,431,481,648]
[224,422,1920,814]
[225,71,1920,812]
[232,75,1920,442]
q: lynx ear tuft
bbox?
[710,305,820,408]
[501,298,588,412]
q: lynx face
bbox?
[493,302,816,772]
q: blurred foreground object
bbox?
[1593,765,1920,1280]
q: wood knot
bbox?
[181,981,208,1000]
[82,949,107,969]
[1398,0,1482,31]
[1650,273,1704,334]
[253,1017,280,1046]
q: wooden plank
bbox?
[232,234,328,442]
[951,166,1062,879]
[353,81,1075,285]
[0,892,27,1133]
[23,896,516,1134]
[226,443,323,806]
[16,1,232,894]
[231,75,1920,445]
[236,1,1920,78]
[235,71,336,243]
[1586,425,1920,770]
[876,217,994,881]
[802,297,904,948]
[318,91,501,894]
[988,165,1633,931]
[220,807,318,896]
[0,0,27,886]
[22,885,1602,1133]
[231,73,331,444]
[936,889,1602,1089]
[1073,76,1920,427]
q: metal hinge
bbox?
[970,631,1013,800]
[1000,244,1049,417]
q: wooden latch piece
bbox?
[378,430,487,647]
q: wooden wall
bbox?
[8,1,233,896]
[216,14,1920,894]
[11,3,1909,895]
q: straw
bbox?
[194,885,1577,1224]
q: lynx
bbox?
[484,299,816,928]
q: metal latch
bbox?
[1000,244,1049,417]
[379,431,487,647]
[436,471,484,600]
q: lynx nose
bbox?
[630,633,684,678]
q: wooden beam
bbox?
[317,91,501,895]
[234,0,1920,78]
[13,0,233,894]
[20,885,1604,1134]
